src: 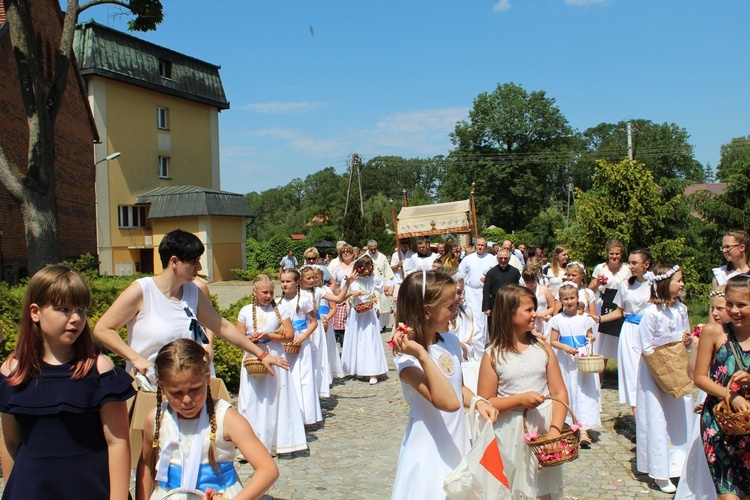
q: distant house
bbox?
[0,0,97,282]
[73,21,253,280]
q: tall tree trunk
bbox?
[19,181,62,273]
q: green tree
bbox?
[0,0,163,274]
[362,156,441,202]
[559,159,699,285]
[575,120,707,191]
[440,82,580,231]
[716,135,750,181]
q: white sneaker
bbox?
[655,479,676,494]
[369,377,378,385]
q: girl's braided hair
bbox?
[252,274,283,335]
[150,339,219,477]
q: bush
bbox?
[232,268,277,281]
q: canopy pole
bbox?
[389,198,398,238]
[470,182,479,240]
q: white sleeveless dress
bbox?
[491,342,563,499]
[236,303,307,455]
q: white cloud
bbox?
[564,0,607,6]
[493,0,512,12]
[246,128,346,157]
[240,101,327,114]
[355,107,469,155]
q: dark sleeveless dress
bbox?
[0,360,135,499]
[700,324,750,496]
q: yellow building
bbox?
[74,21,252,280]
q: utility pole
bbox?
[344,153,364,217]
[627,121,634,161]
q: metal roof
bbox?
[73,20,229,110]
[135,185,254,219]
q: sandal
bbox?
[579,430,591,448]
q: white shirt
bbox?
[405,252,439,275]
[458,252,496,288]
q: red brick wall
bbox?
[0,0,96,279]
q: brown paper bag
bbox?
[642,341,693,398]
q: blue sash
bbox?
[558,335,588,348]
[624,314,642,325]
[292,318,307,332]
[159,462,238,491]
[319,305,331,315]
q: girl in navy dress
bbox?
[0,266,135,499]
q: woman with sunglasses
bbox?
[712,229,750,290]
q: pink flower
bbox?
[524,432,538,441]
[718,365,729,375]
[570,421,582,432]
[730,382,741,392]
[692,324,704,338]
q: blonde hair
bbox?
[550,245,569,276]
[252,274,283,332]
[151,339,218,477]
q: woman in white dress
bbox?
[236,274,307,455]
[444,269,484,393]
[594,249,653,413]
[391,270,497,500]
[711,229,750,290]
[341,256,388,385]
[589,239,631,363]
[635,265,694,494]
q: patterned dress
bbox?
[700,324,750,496]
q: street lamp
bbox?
[95,151,121,165]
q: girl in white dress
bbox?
[636,264,694,494]
[278,269,322,425]
[299,266,353,398]
[589,239,632,362]
[341,256,388,385]
[522,267,554,339]
[444,269,484,393]
[552,261,596,316]
[391,270,497,500]
[137,339,278,499]
[594,249,653,413]
[675,289,729,500]
[548,282,600,448]
[313,267,346,381]
[235,274,307,455]
[711,229,750,290]
[478,285,568,499]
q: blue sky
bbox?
[83,0,750,194]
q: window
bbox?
[158,59,172,79]
[118,205,148,228]
[157,107,169,129]
[158,156,170,178]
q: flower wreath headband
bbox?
[648,265,680,292]
[709,289,725,298]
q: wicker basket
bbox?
[523,397,580,468]
[577,340,605,374]
[283,342,301,354]
[353,301,374,313]
[242,355,268,378]
[714,385,750,436]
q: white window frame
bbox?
[118,205,148,229]
[158,156,170,178]
[157,107,169,129]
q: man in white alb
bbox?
[405,236,439,275]
[458,237,497,339]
